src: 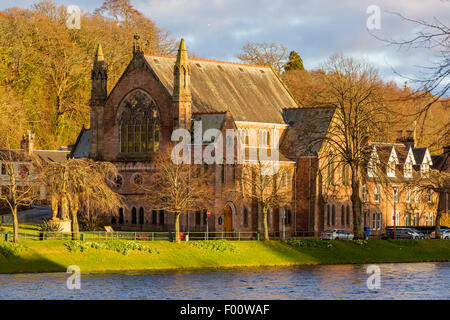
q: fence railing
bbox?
[0,230,319,242]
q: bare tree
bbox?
[314,55,391,238]
[373,12,450,144]
[0,149,40,242]
[237,42,288,74]
[415,168,450,238]
[136,148,213,243]
[231,161,292,241]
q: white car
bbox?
[320,229,355,240]
[441,230,450,239]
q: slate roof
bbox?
[412,148,427,164]
[0,149,68,163]
[144,55,298,124]
[34,150,69,162]
[432,152,450,172]
[280,107,335,157]
[70,127,91,159]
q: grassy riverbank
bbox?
[1,239,450,274]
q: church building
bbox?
[71,39,302,237]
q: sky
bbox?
[1,0,449,89]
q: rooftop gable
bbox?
[144,54,298,124]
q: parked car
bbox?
[441,230,450,239]
[406,228,425,239]
[430,229,449,239]
[320,229,354,240]
[384,228,417,239]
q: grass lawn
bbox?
[0,239,449,274]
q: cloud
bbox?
[134,0,450,87]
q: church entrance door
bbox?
[224,205,233,238]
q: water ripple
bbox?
[0,262,449,300]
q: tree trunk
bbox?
[350,178,363,239]
[12,207,19,243]
[175,212,181,244]
[263,207,269,241]
[61,196,70,220]
[51,194,59,220]
[435,197,442,239]
[69,194,80,240]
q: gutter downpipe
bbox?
[308,158,312,234]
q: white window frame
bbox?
[393,187,399,203]
[404,162,412,178]
[387,161,396,177]
[374,185,380,203]
[427,189,433,204]
[414,187,420,203]
[405,186,411,203]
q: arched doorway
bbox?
[224,205,233,236]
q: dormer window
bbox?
[404,162,412,178]
[421,163,430,178]
[387,161,396,177]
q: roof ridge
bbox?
[193,111,227,115]
[145,53,270,69]
[284,106,335,110]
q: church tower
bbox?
[89,44,107,160]
[173,39,192,130]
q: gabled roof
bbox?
[144,54,298,124]
[70,127,91,159]
[432,152,450,172]
[281,107,335,157]
[412,148,427,164]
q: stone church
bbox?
[71,39,303,237]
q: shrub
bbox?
[188,240,238,253]
[282,240,334,249]
[64,241,159,255]
[80,215,102,231]
[0,242,27,258]
[39,220,63,232]
[353,240,368,246]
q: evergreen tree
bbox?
[284,51,305,72]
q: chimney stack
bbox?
[20,131,34,155]
[404,128,415,148]
[396,130,403,142]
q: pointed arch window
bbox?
[119,90,160,154]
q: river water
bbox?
[0,262,448,300]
